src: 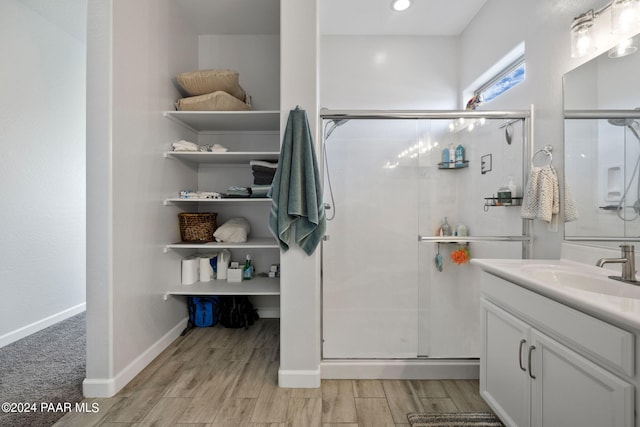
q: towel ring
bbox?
[532,145,553,167]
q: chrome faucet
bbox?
[596,244,637,284]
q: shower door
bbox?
[321,114,528,360]
[321,119,421,358]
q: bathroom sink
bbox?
[521,264,640,299]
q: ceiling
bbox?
[175,0,487,36]
[320,0,488,36]
[16,0,488,39]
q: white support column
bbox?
[278,0,322,388]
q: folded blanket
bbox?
[268,107,326,255]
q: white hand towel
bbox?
[521,166,559,222]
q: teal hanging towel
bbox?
[268,107,326,255]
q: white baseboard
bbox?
[278,368,321,388]
[257,306,280,318]
[0,303,86,349]
[83,317,188,398]
[320,359,480,380]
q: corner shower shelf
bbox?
[438,161,469,169]
[484,196,523,209]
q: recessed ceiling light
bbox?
[391,0,412,12]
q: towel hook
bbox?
[532,145,553,167]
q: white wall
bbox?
[0,0,86,347]
[321,35,459,109]
[85,0,197,396]
[459,0,607,258]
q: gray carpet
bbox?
[0,312,86,427]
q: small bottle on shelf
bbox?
[441,217,452,236]
[243,254,254,280]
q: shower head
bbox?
[608,118,638,127]
[608,108,640,143]
[608,107,640,128]
[325,119,349,140]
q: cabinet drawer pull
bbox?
[528,345,536,379]
[518,339,527,371]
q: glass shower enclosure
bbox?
[320,110,532,361]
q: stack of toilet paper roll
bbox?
[181,250,232,285]
[181,256,200,285]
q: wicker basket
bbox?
[178,212,218,243]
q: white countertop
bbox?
[471,258,640,332]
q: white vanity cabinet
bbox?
[480,271,635,427]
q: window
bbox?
[474,55,525,105]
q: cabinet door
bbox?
[530,330,634,427]
[481,299,531,427]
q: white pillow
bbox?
[213,218,251,243]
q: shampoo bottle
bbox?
[441,148,450,166]
[455,144,465,167]
[448,145,455,168]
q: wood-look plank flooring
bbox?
[55,319,492,427]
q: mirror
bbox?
[564,33,640,240]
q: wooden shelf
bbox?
[164,237,279,251]
[164,110,280,132]
[164,151,279,164]
[163,276,280,300]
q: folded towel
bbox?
[250,160,278,169]
[209,143,228,152]
[250,185,271,198]
[268,107,326,255]
[172,139,199,151]
[179,190,222,199]
[225,186,251,198]
[252,169,277,185]
[521,165,559,222]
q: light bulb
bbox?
[391,0,411,12]
[612,0,640,35]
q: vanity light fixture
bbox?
[608,36,638,57]
[571,10,596,58]
[571,0,640,58]
[612,0,640,34]
[391,0,411,12]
